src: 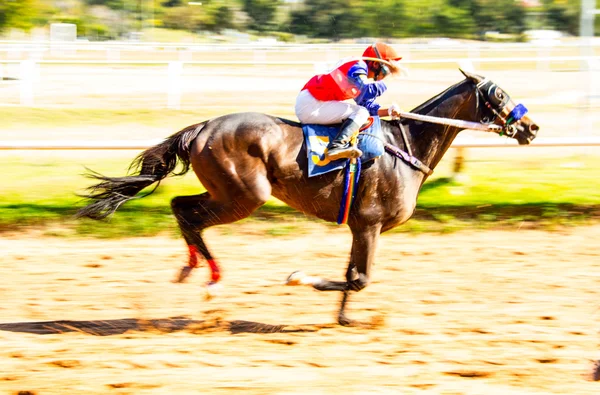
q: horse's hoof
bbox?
[174,266,193,283]
[205,281,222,300]
[338,314,354,326]
[592,360,600,381]
[285,271,305,286]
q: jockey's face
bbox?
[368,63,387,81]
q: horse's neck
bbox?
[404,81,476,171]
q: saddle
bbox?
[302,116,385,177]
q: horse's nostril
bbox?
[530,124,540,132]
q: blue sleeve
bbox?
[355,81,387,116]
[347,60,368,81]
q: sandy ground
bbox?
[1,224,599,394]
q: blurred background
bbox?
[0,0,599,235]
[2,3,600,393]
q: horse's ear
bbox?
[459,68,483,84]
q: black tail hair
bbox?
[76,122,206,220]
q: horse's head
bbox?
[460,69,539,145]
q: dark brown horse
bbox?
[77,70,539,325]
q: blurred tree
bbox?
[162,1,235,33]
[433,3,476,37]
[289,0,360,40]
[3,0,593,41]
[289,0,478,39]
[542,0,580,35]
[397,0,477,37]
[161,0,184,6]
[162,5,202,31]
[0,0,37,32]
[242,0,281,32]
[81,3,127,39]
[84,0,126,9]
[357,0,408,38]
[472,0,528,34]
[205,4,235,32]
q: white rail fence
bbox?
[2,39,600,52]
[0,39,590,46]
[2,44,599,153]
[2,54,599,108]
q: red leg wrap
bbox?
[187,245,200,268]
[207,259,221,283]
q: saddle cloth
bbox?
[302,116,384,177]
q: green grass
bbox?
[0,152,599,238]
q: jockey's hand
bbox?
[387,103,401,118]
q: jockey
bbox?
[295,42,402,161]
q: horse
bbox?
[77,69,539,325]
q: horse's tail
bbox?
[76,122,207,220]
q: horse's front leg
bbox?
[286,224,381,325]
[337,225,381,325]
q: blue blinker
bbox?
[507,103,528,124]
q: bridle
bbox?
[474,79,529,138]
[377,79,531,176]
[363,78,533,176]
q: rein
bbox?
[395,111,502,132]
[357,79,528,177]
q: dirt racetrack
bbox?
[1,223,600,394]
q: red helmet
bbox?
[362,42,402,61]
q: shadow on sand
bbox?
[0,317,331,336]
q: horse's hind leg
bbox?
[171,192,266,288]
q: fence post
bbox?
[452,147,469,183]
[167,61,183,110]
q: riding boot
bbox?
[325,118,363,161]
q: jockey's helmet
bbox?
[362,42,402,62]
[362,43,401,79]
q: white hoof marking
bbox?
[286,271,321,286]
[205,282,222,300]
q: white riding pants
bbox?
[295,89,370,125]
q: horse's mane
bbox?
[409,77,472,115]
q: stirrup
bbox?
[325,146,363,161]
